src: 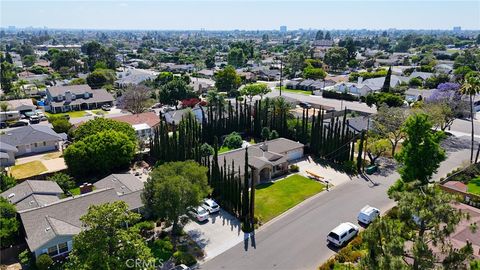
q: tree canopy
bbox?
[214,65,241,97]
[66,201,154,270]
[159,77,195,109]
[142,161,211,233]
[0,197,19,248]
[64,130,136,177]
[73,117,136,142]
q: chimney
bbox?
[80,183,93,194]
[357,76,363,84]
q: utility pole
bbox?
[279,56,283,97]
[362,116,370,172]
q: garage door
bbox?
[287,149,303,161]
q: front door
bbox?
[25,144,32,153]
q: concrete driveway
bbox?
[294,156,352,187]
[184,209,245,262]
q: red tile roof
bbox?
[110,112,160,128]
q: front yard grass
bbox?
[275,86,312,95]
[10,161,48,179]
[255,174,325,223]
[45,110,87,118]
[467,177,480,195]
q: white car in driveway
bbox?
[202,198,220,214]
[357,205,380,225]
[327,222,359,247]
[188,206,209,222]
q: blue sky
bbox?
[1,0,479,30]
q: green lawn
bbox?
[10,161,48,179]
[275,86,312,95]
[468,177,480,195]
[45,110,88,118]
[91,109,107,115]
[255,174,325,223]
[68,186,96,196]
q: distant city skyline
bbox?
[1,0,479,31]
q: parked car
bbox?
[299,101,312,109]
[101,104,111,111]
[8,120,29,127]
[357,205,380,225]
[29,115,40,124]
[0,122,7,129]
[188,206,209,222]
[202,198,220,214]
[327,222,359,247]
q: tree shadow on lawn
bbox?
[311,158,355,177]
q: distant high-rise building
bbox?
[280,26,287,33]
[453,26,461,32]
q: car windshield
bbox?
[198,208,207,215]
[328,232,339,240]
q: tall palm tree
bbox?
[16,79,29,96]
[460,72,480,163]
[206,89,225,108]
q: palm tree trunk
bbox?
[470,94,474,163]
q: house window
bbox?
[47,246,58,257]
[34,143,38,147]
[58,242,68,253]
[43,142,46,146]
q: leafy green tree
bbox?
[223,132,243,149]
[227,47,246,68]
[365,135,391,165]
[73,117,136,142]
[200,143,214,157]
[372,105,409,156]
[155,72,174,86]
[342,37,357,60]
[86,69,116,89]
[0,61,16,93]
[205,54,215,69]
[50,116,73,134]
[66,201,154,270]
[64,130,136,177]
[286,51,306,78]
[206,89,226,107]
[324,47,348,71]
[325,31,331,40]
[240,83,269,103]
[361,187,473,270]
[366,92,404,108]
[47,172,75,193]
[214,65,241,97]
[460,72,480,163]
[315,30,324,40]
[142,161,211,234]
[70,77,87,85]
[49,50,80,72]
[303,66,327,80]
[0,197,19,248]
[0,173,16,192]
[395,113,446,186]
[36,254,53,270]
[159,77,195,109]
[22,55,36,67]
[270,130,279,140]
[409,77,423,87]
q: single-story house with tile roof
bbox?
[217,138,304,184]
[408,72,434,81]
[6,99,36,113]
[0,125,64,163]
[109,112,160,140]
[163,107,204,126]
[0,142,17,167]
[1,180,63,211]
[19,183,143,258]
[45,84,114,113]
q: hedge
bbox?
[322,90,359,102]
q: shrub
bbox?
[36,254,53,270]
[223,132,243,149]
[150,237,174,261]
[290,164,299,172]
[134,220,155,235]
[173,251,197,266]
[318,258,337,270]
[322,90,359,102]
[19,249,33,268]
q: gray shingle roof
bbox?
[19,187,142,251]
[94,174,144,195]
[0,180,63,211]
[0,125,63,147]
[47,84,92,97]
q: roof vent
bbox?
[7,193,15,198]
[45,227,51,232]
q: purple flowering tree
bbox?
[425,82,469,130]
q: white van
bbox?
[327,222,359,247]
[357,205,380,225]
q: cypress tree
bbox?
[242,147,250,227]
[381,66,392,93]
[357,131,365,173]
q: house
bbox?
[257,69,281,81]
[0,142,17,166]
[110,112,160,140]
[0,125,64,164]
[405,89,435,103]
[0,180,63,211]
[94,173,145,196]
[217,138,304,184]
[163,107,204,126]
[408,72,434,81]
[18,187,143,258]
[6,99,36,114]
[45,84,114,113]
[115,68,158,88]
[330,82,373,97]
